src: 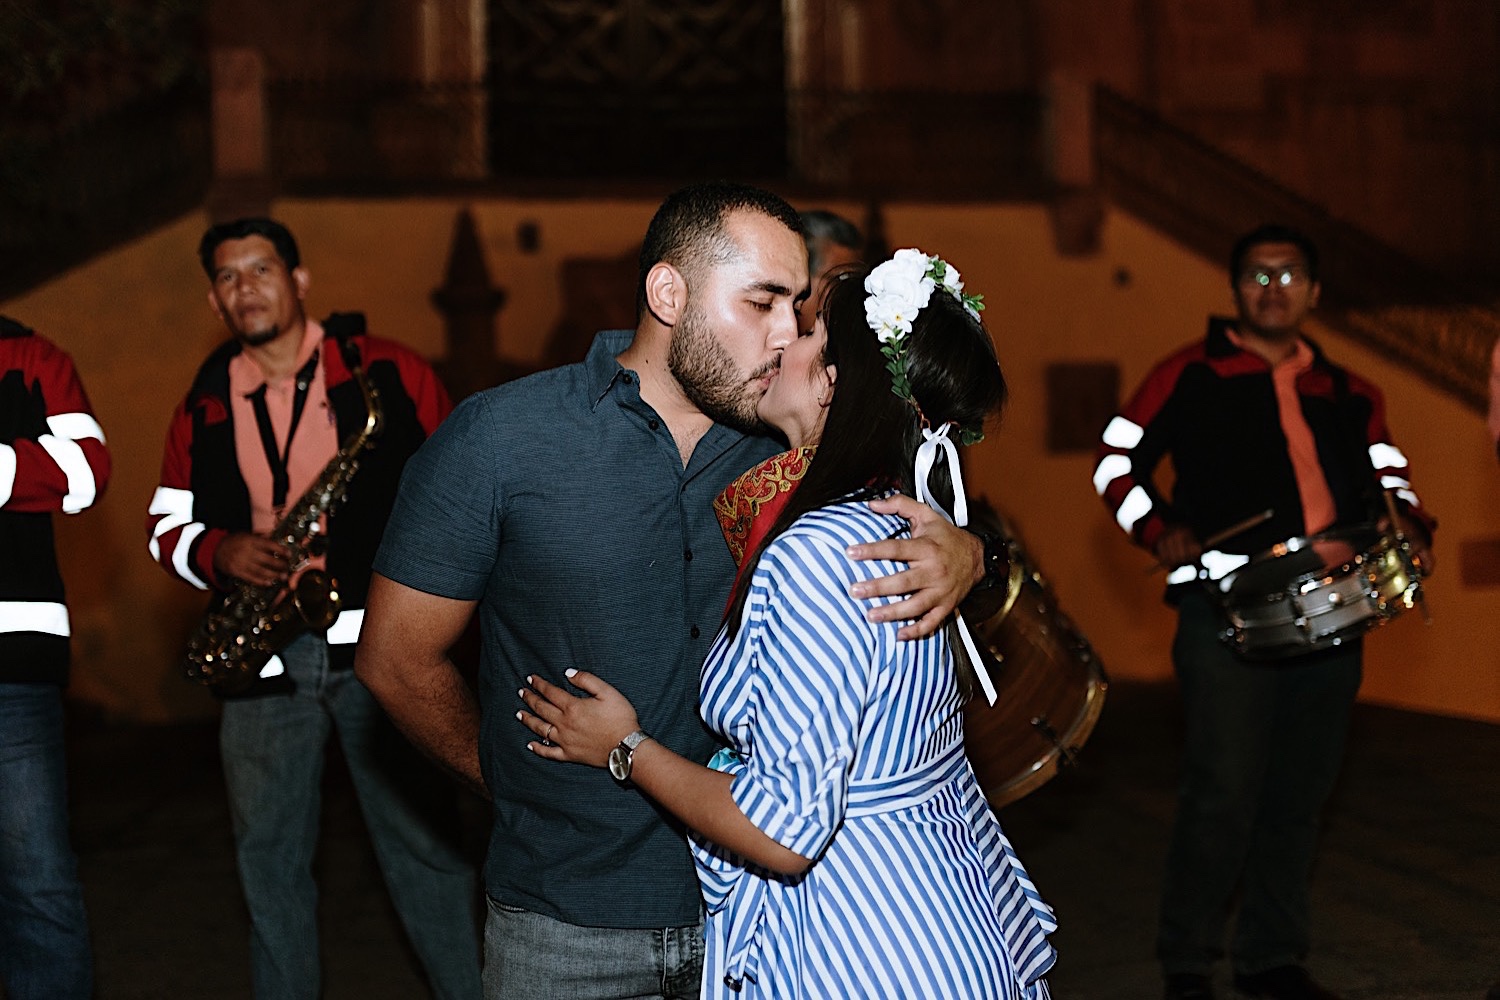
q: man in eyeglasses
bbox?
[1092,224,1434,1000]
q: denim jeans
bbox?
[0,682,93,1000]
[1157,590,1362,978]
[220,634,481,1000]
[483,897,703,1000]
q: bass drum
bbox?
[962,502,1108,809]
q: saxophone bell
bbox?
[288,569,341,632]
[182,571,343,693]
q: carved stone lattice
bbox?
[488,0,786,178]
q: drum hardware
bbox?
[1380,488,1433,626]
[1213,519,1425,659]
[1027,716,1080,770]
[962,500,1108,810]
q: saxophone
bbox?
[182,343,383,694]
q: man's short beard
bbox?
[667,302,770,435]
[1241,317,1300,341]
[238,326,280,347]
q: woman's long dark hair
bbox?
[724,262,1008,636]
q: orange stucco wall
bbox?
[5,198,1496,724]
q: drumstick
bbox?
[1380,489,1404,538]
[1144,508,1274,573]
[1201,508,1276,550]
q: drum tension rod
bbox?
[1030,716,1080,768]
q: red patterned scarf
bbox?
[713,447,816,599]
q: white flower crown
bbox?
[862,248,986,445]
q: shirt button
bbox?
[620,373,633,384]
[648,419,659,430]
[690,626,700,639]
[684,549,693,561]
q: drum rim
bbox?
[1217,522,1424,659]
[978,661,1108,809]
[1223,523,1387,593]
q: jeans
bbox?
[1157,590,1362,978]
[0,682,93,1000]
[483,898,703,1000]
[220,634,480,1000]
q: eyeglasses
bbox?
[1238,265,1309,288]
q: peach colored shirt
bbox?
[228,320,340,565]
[1228,330,1337,535]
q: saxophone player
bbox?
[146,218,480,1000]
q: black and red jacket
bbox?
[1093,317,1433,578]
[1,317,112,685]
[147,314,450,691]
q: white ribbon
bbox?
[914,423,967,527]
[957,604,998,707]
[912,422,997,706]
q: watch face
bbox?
[608,746,630,781]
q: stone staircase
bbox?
[1094,85,1497,414]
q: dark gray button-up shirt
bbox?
[375,329,781,928]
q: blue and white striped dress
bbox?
[693,501,1058,999]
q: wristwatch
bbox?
[961,529,1013,624]
[608,730,652,782]
[972,529,1010,591]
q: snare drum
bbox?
[1215,525,1423,659]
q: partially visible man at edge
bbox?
[1,315,109,1000]
[146,218,480,1000]
[356,182,999,999]
[1095,223,1434,1000]
[1486,339,1500,1000]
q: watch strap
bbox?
[961,529,1012,624]
[975,530,1009,590]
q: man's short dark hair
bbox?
[799,209,863,278]
[199,218,301,277]
[1229,224,1320,283]
[637,181,804,318]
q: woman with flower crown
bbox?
[520,248,1058,999]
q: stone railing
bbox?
[261,78,1047,200]
[787,89,1047,199]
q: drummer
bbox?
[1091,223,1434,1000]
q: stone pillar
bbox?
[207,46,273,221]
[1044,70,1104,256]
[431,207,509,401]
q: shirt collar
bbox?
[582,328,776,475]
[584,329,639,408]
[1224,323,1315,373]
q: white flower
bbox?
[865,298,913,341]
[940,262,963,294]
[863,247,977,342]
[867,250,931,295]
[889,248,934,283]
[864,250,935,340]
